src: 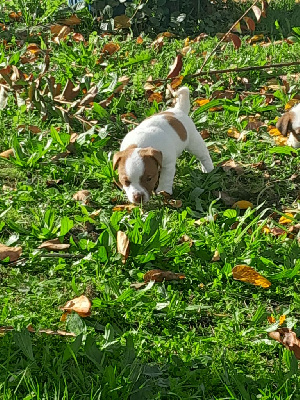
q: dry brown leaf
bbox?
[171,75,184,89]
[136,36,143,44]
[72,32,85,42]
[0,243,22,262]
[114,75,130,94]
[151,36,164,51]
[167,54,183,79]
[219,159,244,175]
[73,190,90,203]
[51,151,70,162]
[130,282,147,290]
[243,17,255,31]
[181,46,191,56]
[270,227,286,237]
[200,129,210,139]
[246,119,265,131]
[144,269,185,283]
[18,124,41,134]
[60,79,80,101]
[267,315,276,324]
[214,191,236,206]
[59,14,81,26]
[268,328,300,359]
[117,231,130,264]
[9,11,22,21]
[102,42,120,55]
[211,250,220,261]
[38,239,70,251]
[114,15,131,29]
[61,295,91,318]
[50,25,71,43]
[227,127,241,140]
[167,199,182,208]
[232,264,271,288]
[232,200,253,209]
[0,149,14,158]
[148,92,163,103]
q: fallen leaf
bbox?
[61,295,91,317]
[112,204,137,212]
[46,179,64,187]
[50,25,71,43]
[268,127,282,136]
[114,75,130,94]
[232,22,242,34]
[136,36,143,44]
[171,75,184,89]
[262,225,271,234]
[151,36,164,51]
[181,46,191,55]
[117,231,130,264]
[195,98,210,107]
[0,243,22,262]
[114,15,131,29]
[18,124,41,134]
[212,250,220,261]
[200,129,210,139]
[148,92,163,103]
[9,11,22,21]
[89,209,101,219]
[59,14,81,26]
[227,127,241,139]
[39,329,76,337]
[232,200,253,209]
[268,328,300,359]
[167,54,183,79]
[273,136,288,146]
[130,282,147,290]
[246,119,264,131]
[59,79,80,101]
[249,34,264,44]
[102,42,120,55]
[228,33,242,49]
[51,151,70,162]
[179,235,193,247]
[261,0,268,18]
[0,149,14,158]
[279,315,286,325]
[219,159,244,175]
[270,227,286,237]
[285,99,300,110]
[214,191,236,206]
[244,17,255,31]
[232,265,271,288]
[167,199,182,208]
[38,239,70,251]
[267,315,276,323]
[252,5,262,21]
[72,32,85,42]
[73,190,90,203]
[144,269,185,283]
[279,213,294,225]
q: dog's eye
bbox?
[124,179,131,187]
[146,176,152,182]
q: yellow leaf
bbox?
[232,265,271,288]
[279,315,286,325]
[285,99,300,110]
[194,98,210,106]
[249,34,264,44]
[267,315,276,323]
[262,226,271,234]
[268,127,282,136]
[273,136,288,146]
[112,204,137,212]
[279,213,294,225]
[232,200,253,209]
[171,75,184,89]
[148,92,163,103]
[232,21,242,34]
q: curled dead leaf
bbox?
[171,75,184,89]
[243,17,255,31]
[117,231,130,264]
[232,200,253,209]
[252,5,262,22]
[112,204,137,212]
[73,190,90,203]
[136,36,143,44]
[219,159,244,175]
[200,129,210,139]
[50,25,71,43]
[148,92,163,103]
[279,213,294,225]
[0,243,22,262]
[167,54,183,79]
[249,34,264,44]
[38,239,70,251]
[0,149,14,159]
[268,328,300,359]
[58,14,81,26]
[61,295,91,318]
[270,227,286,237]
[152,36,164,51]
[232,265,271,288]
[102,42,120,55]
[144,269,185,283]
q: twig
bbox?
[129,0,146,22]
[39,253,84,259]
[198,0,260,74]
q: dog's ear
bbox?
[276,112,293,137]
[113,151,123,170]
[113,145,137,170]
[139,147,162,167]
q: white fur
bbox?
[288,103,300,148]
[120,87,214,197]
[124,148,149,203]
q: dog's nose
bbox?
[133,193,143,203]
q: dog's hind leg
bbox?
[186,129,214,173]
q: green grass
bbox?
[0,1,300,399]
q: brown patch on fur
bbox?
[161,111,187,141]
[139,147,162,195]
[276,112,294,136]
[113,145,137,187]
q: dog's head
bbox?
[276,108,300,137]
[113,145,162,204]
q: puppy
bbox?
[276,103,300,149]
[113,87,214,204]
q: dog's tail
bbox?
[174,86,190,114]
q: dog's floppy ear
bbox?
[113,145,137,170]
[139,147,162,167]
[276,112,293,137]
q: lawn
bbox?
[0,0,300,399]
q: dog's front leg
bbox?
[155,163,176,195]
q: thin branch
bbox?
[198,0,260,74]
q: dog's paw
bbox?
[155,187,173,196]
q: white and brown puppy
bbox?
[113,87,214,204]
[276,103,300,149]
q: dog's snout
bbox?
[133,193,144,203]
